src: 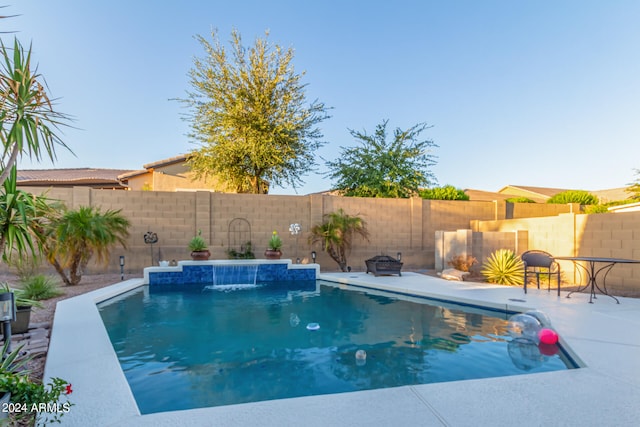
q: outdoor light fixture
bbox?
[119,256,125,281]
[311,251,317,263]
[397,252,402,262]
[0,291,16,355]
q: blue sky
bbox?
[7,1,640,195]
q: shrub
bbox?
[419,185,469,200]
[227,242,255,259]
[505,197,536,203]
[583,205,610,214]
[447,255,477,272]
[547,190,598,205]
[481,249,524,286]
[18,274,64,300]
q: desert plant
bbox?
[43,206,130,286]
[18,274,64,301]
[267,231,282,251]
[188,230,208,252]
[481,249,524,286]
[1,282,43,309]
[447,255,477,272]
[308,209,369,271]
[547,190,598,205]
[419,185,469,200]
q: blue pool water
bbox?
[98,281,576,414]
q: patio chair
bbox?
[521,250,561,296]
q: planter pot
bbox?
[11,305,32,334]
[190,250,211,261]
[264,249,282,260]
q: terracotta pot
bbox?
[264,249,282,260]
[190,250,211,261]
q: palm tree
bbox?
[0,37,72,185]
[308,208,369,271]
[44,206,130,285]
[0,166,54,263]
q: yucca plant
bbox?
[18,274,64,301]
[481,249,524,286]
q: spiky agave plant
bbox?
[481,249,524,286]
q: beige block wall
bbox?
[4,188,594,281]
[473,211,640,295]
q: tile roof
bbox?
[17,168,134,187]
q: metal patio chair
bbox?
[521,250,561,296]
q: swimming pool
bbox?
[98,280,576,414]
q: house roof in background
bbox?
[463,189,512,201]
[143,154,189,170]
[17,168,134,188]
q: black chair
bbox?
[521,250,561,296]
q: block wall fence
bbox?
[2,187,569,275]
[470,211,640,295]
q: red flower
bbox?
[65,384,73,394]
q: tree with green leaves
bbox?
[181,29,329,194]
[326,120,437,198]
[0,38,72,185]
[44,206,130,286]
[308,209,369,272]
[546,190,598,205]
[627,169,640,201]
[419,185,469,200]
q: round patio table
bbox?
[554,256,640,304]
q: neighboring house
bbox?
[465,185,632,203]
[118,154,234,192]
[496,185,570,203]
[17,168,132,189]
[17,154,234,192]
[608,202,640,213]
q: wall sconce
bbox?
[397,252,402,262]
[0,291,16,355]
[311,251,317,263]
[119,255,125,281]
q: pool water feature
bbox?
[209,264,259,288]
[98,281,577,414]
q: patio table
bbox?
[554,256,640,304]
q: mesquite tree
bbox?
[181,29,329,194]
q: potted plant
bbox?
[189,230,210,260]
[0,341,72,424]
[264,231,282,259]
[0,283,43,335]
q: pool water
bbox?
[98,281,575,414]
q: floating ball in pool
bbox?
[507,313,542,343]
[525,310,552,328]
[306,322,320,331]
[538,328,559,345]
[355,349,367,366]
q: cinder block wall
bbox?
[5,187,577,278]
[473,211,640,294]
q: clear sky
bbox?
[7,1,640,195]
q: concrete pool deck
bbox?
[44,272,640,426]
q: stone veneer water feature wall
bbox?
[143,259,319,289]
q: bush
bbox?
[447,255,477,272]
[505,197,536,203]
[419,185,469,200]
[18,274,64,300]
[481,249,524,286]
[547,190,598,205]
